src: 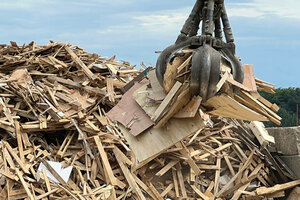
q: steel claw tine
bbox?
[190,45,221,102]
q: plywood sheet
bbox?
[120,115,204,162]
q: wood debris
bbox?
[0,42,297,199]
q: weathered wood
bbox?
[256,180,300,196]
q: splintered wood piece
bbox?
[152,81,182,122]
[113,146,132,166]
[216,72,230,92]
[256,180,300,196]
[214,157,221,195]
[15,121,24,163]
[3,141,29,174]
[155,159,179,177]
[107,77,115,103]
[161,183,174,197]
[36,188,59,200]
[249,121,275,147]
[216,149,255,197]
[42,169,51,192]
[226,76,251,91]
[155,84,191,128]
[139,172,164,200]
[243,64,257,92]
[94,136,118,186]
[163,54,190,93]
[174,96,202,118]
[15,169,34,200]
[106,63,118,75]
[257,95,280,112]
[175,142,202,175]
[132,173,157,200]
[206,94,269,122]
[230,163,264,200]
[116,151,146,200]
[176,163,187,198]
[190,185,210,200]
[240,90,281,124]
[191,143,232,160]
[172,168,180,198]
[224,154,235,177]
[64,46,96,80]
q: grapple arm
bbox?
[156,0,244,102]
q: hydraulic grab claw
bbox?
[156,0,244,102]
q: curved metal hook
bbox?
[156,37,197,86]
[190,45,221,101]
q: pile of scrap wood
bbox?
[0,41,298,200]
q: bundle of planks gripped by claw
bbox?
[0,41,297,200]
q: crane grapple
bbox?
[156,0,244,102]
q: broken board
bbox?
[107,79,154,136]
[205,94,268,122]
[119,114,204,163]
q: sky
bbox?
[0,0,300,88]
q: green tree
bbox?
[260,88,300,127]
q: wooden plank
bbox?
[161,183,173,197]
[139,172,164,200]
[191,143,232,159]
[249,121,275,147]
[152,81,182,122]
[107,77,115,103]
[174,96,202,118]
[190,185,210,200]
[106,63,118,75]
[40,159,67,185]
[216,72,230,92]
[155,84,191,128]
[132,174,157,200]
[226,76,251,91]
[16,169,34,200]
[257,95,280,112]
[3,141,29,174]
[240,90,281,122]
[214,157,221,195]
[15,121,24,163]
[206,94,269,122]
[36,188,59,200]
[175,142,202,175]
[172,168,179,198]
[256,180,300,196]
[176,163,187,198]
[243,64,257,92]
[94,136,118,186]
[64,46,96,80]
[113,146,132,166]
[155,160,179,177]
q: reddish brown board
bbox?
[107,79,154,136]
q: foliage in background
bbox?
[259,88,300,127]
